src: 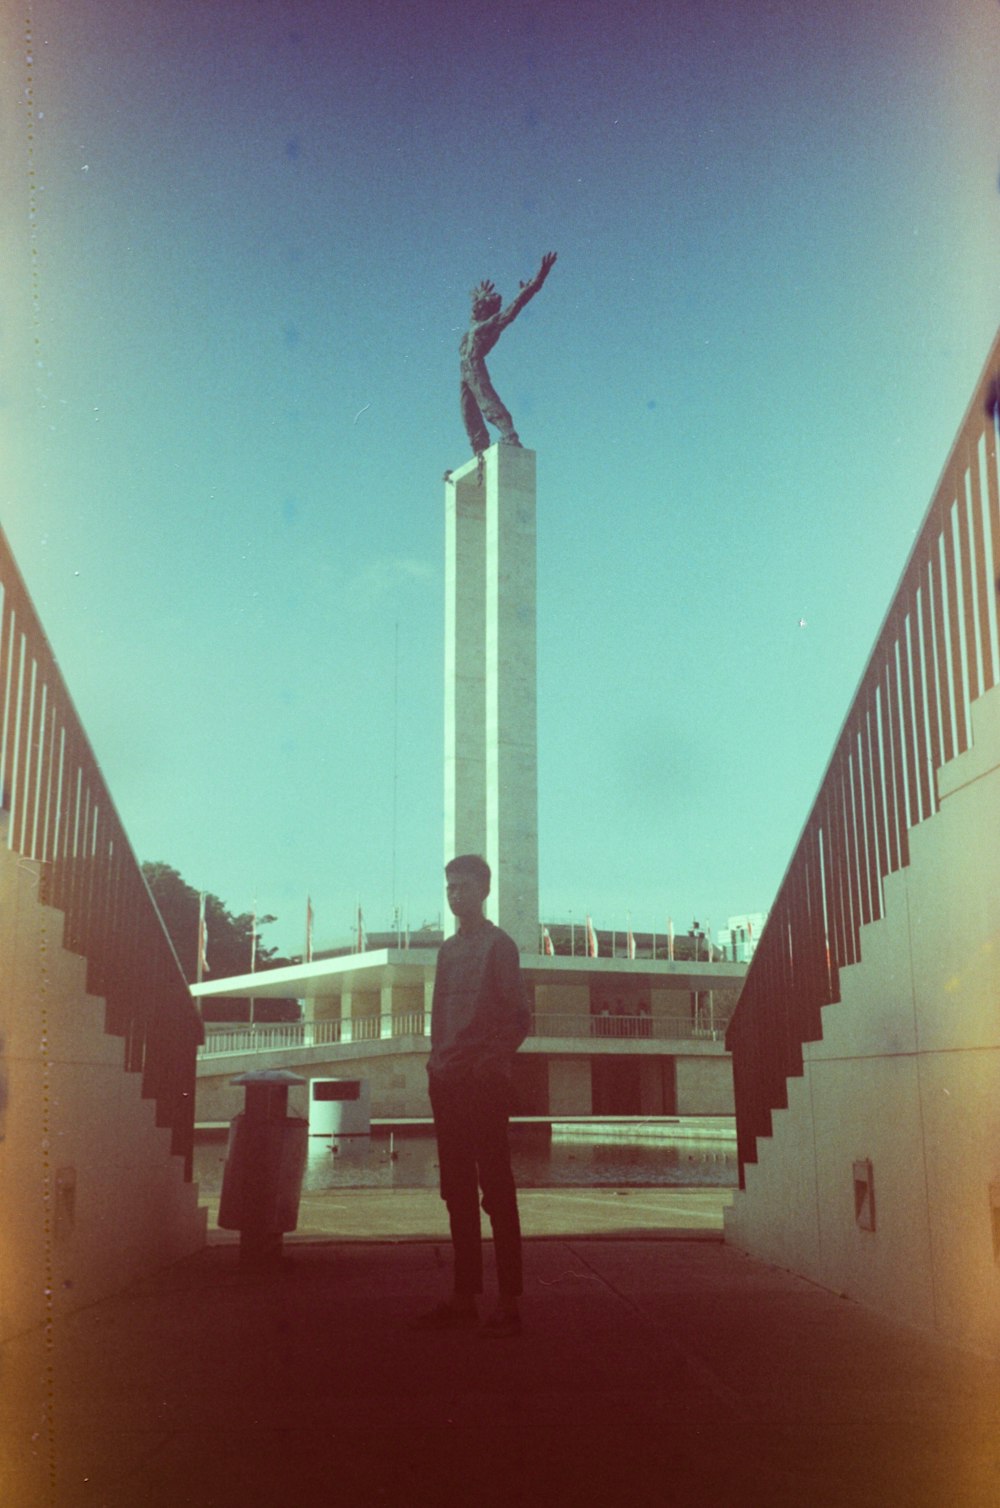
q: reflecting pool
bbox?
[194,1124,738,1194]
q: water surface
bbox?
[194,1124,738,1194]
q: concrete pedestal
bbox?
[444,444,539,954]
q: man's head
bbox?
[470,280,502,322]
[445,854,490,926]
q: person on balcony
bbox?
[413,854,531,1339]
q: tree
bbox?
[141,862,299,1022]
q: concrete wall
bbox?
[199,1041,433,1123]
[199,1038,733,1121]
[305,1050,431,1120]
[725,687,1000,1355]
[676,1055,735,1115]
[534,982,588,1025]
[0,838,206,1343]
[548,1058,593,1115]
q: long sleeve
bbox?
[488,931,531,1056]
[428,922,531,1081]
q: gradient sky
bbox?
[2,0,999,963]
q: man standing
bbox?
[414,854,531,1337]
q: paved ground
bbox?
[205,1185,734,1243]
[3,1191,999,1507]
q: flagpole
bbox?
[249,894,257,1027]
[196,892,207,984]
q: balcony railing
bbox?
[0,528,204,1177]
[199,1009,725,1059]
[536,1012,726,1042]
[200,1020,345,1057]
[726,332,1000,1186]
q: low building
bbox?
[723,914,768,964]
[192,951,746,1123]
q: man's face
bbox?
[445,870,488,924]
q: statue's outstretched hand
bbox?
[540,251,557,279]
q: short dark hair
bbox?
[445,854,491,888]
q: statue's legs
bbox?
[462,366,522,453]
[460,381,490,455]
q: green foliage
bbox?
[141,861,299,1022]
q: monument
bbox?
[444,253,557,953]
[458,251,557,456]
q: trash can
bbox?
[218,1069,308,1264]
[309,1077,371,1137]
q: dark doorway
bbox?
[591,1056,642,1115]
[661,1057,678,1115]
[511,1054,549,1115]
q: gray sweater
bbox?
[428,921,531,1081]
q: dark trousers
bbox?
[428,1071,523,1298]
[459,368,519,454]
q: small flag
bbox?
[250,900,257,974]
[357,903,366,953]
[306,895,314,963]
[197,892,209,982]
[668,916,674,962]
[627,916,636,960]
[542,925,555,957]
[585,914,599,958]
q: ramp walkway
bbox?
[4,1193,999,1507]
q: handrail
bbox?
[0,528,203,1177]
[725,331,1000,1185]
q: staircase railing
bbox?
[0,528,203,1177]
[726,333,1000,1185]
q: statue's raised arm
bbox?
[496,251,558,334]
[459,251,558,457]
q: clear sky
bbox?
[2,0,999,963]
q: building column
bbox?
[380,984,394,1039]
[444,444,539,954]
[302,993,341,1046]
[444,452,487,875]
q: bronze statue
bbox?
[459,251,557,456]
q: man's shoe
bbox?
[479,1309,521,1339]
[410,1301,478,1332]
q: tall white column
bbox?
[444,444,540,954]
[444,454,487,865]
